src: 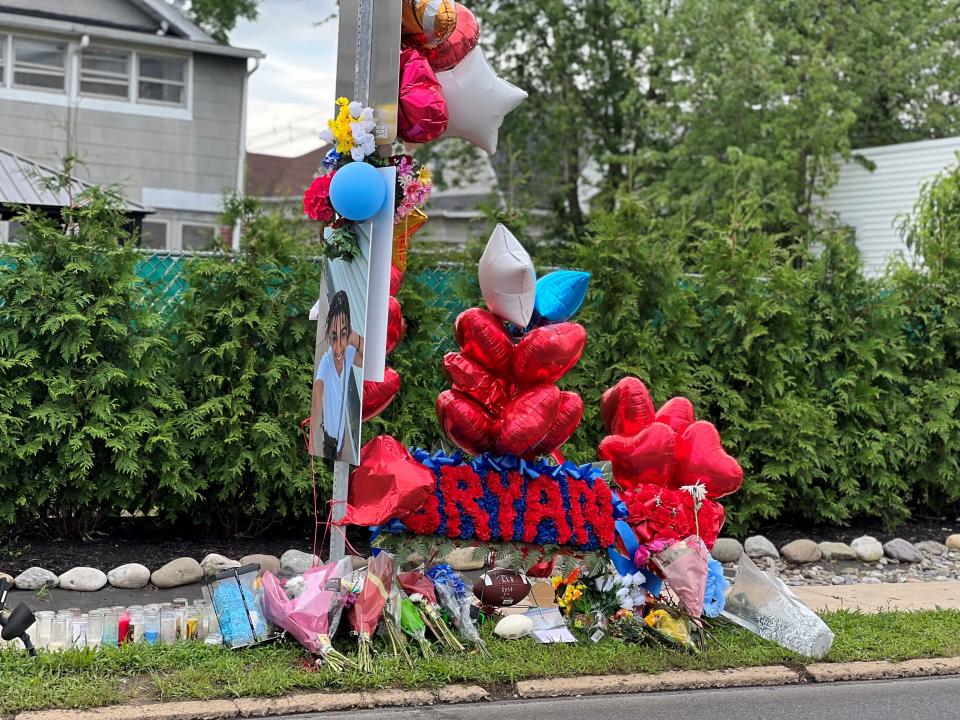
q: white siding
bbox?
[817,136,960,274]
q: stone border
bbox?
[9,658,960,720]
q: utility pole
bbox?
[327,0,401,563]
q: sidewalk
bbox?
[794,581,960,613]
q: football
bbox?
[472,568,532,607]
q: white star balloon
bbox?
[478,223,536,327]
[436,46,527,155]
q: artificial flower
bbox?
[303,173,335,222]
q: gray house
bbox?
[0,0,262,249]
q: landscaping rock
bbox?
[58,567,107,592]
[201,553,241,577]
[240,554,281,575]
[107,563,150,589]
[0,571,12,585]
[711,538,743,563]
[281,549,320,575]
[818,541,857,561]
[883,538,922,563]
[14,567,58,590]
[744,535,779,560]
[150,557,203,588]
[946,534,960,550]
[781,539,821,564]
[444,546,486,571]
[851,536,884,562]
[916,540,948,557]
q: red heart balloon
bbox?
[655,396,696,436]
[454,308,514,376]
[598,422,675,490]
[390,265,404,296]
[496,384,561,456]
[442,351,510,411]
[512,322,587,386]
[362,366,401,421]
[673,421,743,498]
[530,391,583,455]
[436,389,497,456]
[423,4,480,71]
[600,377,655,436]
[386,296,406,354]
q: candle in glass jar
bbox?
[101,609,120,647]
[144,607,160,644]
[160,610,177,644]
[35,611,54,650]
[87,610,104,649]
[49,615,67,652]
[117,609,130,645]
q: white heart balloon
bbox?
[478,223,536,327]
[436,46,527,155]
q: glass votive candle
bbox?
[185,608,200,640]
[160,610,177,644]
[87,610,104,649]
[118,608,130,645]
[34,611,54,650]
[71,613,87,649]
[101,609,120,648]
[129,608,145,643]
[144,607,160,645]
[49,615,67,652]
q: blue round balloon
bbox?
[534,270,591,322]
[329,161,387,221]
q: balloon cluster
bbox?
[435,225,591,458]
[398,1,527,154]
[598,377,743,551]
[361,265,407,421]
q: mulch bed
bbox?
[0,518,371,576]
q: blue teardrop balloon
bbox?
[534,270,591,322]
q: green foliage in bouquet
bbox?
[0,179,185,535]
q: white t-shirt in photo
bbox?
[315,343,357,452]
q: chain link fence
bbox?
[134,251,471,335]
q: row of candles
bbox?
[6,598,221,652]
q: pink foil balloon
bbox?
[398,47,449,144]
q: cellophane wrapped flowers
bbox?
[426,564,488,657]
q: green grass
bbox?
[2,610,960,715]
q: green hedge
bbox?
[2,165,960,535]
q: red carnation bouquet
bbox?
[303,173,334,223]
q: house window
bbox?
[181,223,216,250]
[80,47,130,99]
[139,220,168,249]
[138,54,186,106]
[0,34,7,85]
[13,37,66,91]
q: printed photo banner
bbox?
[396,451,617,551]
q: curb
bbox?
[10,659,960,720]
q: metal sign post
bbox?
[327,0,401,563]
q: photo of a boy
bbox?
[311,290,364,462]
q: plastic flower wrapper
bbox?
[382,570,413,665]
[400,597,433,657]
[426,564,488,657]
[260,558,355,671]
[398,570,464,652]
[348,553,393,672]
[702,559,728,618]
[644,607,698,653]
[651,535,710,618]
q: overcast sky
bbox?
[231,0,339,157]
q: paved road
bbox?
[280,676,960,720]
